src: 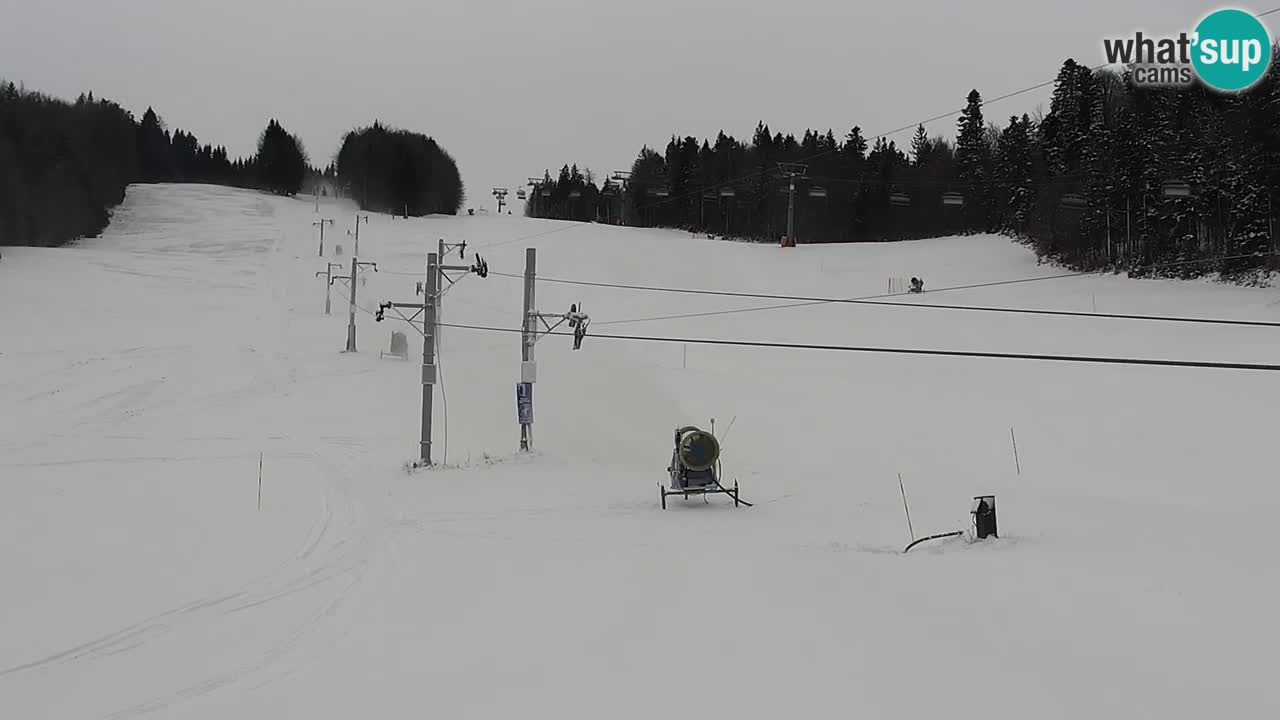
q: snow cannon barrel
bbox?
[676,427,720,472]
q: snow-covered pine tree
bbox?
[1080,69,1125,269]
[996,114,1034,235]
[955,89,991,233]
[911,124,931,166]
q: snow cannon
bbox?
[676,427,719,474]
[661,425,741,509]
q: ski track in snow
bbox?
[0,187,387,717]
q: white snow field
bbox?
[2,183,1278,718]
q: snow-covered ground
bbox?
[1,183,1277,718]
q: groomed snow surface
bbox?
[1,184,1276,718]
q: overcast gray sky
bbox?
[0,0,1267,208]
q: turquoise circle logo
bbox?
[1191,8,1273,91]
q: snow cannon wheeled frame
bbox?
[661,425,741,509]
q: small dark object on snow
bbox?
[972,495,997,539]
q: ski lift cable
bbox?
[477,252,1280,329]
[431,320,1280,373]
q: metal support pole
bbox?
[377,244,467,468]
[775,163,806,245]
[420,252,438,466]
[349,214,368,257]
[520,247,536,451]
[437,239,446,353]
[345,257,358,352]
[314,218,333,256]
[787,176,796,245]
[316,263,342,315]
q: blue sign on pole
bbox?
[516,382,533,425]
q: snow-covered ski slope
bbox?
[1,183,1277,718]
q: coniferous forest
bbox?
[527,53,1280,280]
[0,81,464,249]
[335,123,465,217]
[10,49,1280,283]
